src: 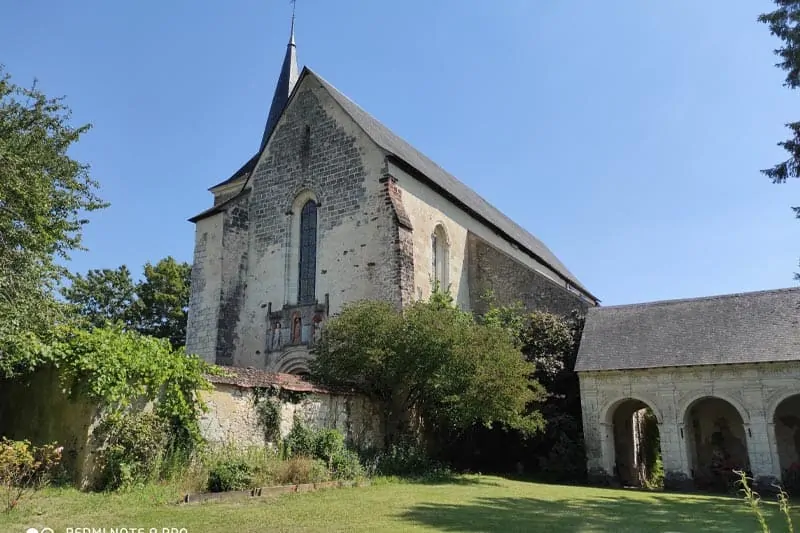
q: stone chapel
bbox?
[184,21,597,374]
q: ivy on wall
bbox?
[47,325,220,447]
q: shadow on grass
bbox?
[400,492,779,532]
[377,474,504,487]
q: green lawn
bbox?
[2,476,798,533]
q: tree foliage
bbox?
[310,293,545,448]
[61,266,136,329]
[62,257,191,348]
[0,64,106,376]
[759,1,800,277]
[50,324,214,447]
[443,300,587,481]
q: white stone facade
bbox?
[578,362,800,485]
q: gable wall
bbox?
[231,79,401,368]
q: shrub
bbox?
[274,457,329,485]
[0,438,62,512]
[207,459,254,493]
[368,436,438,477]
[94,411,170,491]
[330,449,364,480]
[314,429,345,466]
[255,395,282,444]
[284,416,316,458]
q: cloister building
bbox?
[576,287,800,488]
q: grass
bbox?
[2,475,799,533]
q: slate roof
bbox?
[575,287,800,372]
[202,68,596,300]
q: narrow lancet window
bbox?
[298,199,318,304]
[432,224,449,290]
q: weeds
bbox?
[735,469,795,533]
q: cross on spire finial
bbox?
[289,0,296,45]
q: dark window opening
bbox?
[298,200,317,304]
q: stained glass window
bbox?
[298,200,317,304]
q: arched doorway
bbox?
[609,399,663,487]
[773,393,800,488]
[684,397,750,491]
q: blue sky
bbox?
[1,0,796,306]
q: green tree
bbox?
[0,65,106,377]
[129,257,191,348]
[310,294,544,449]
[61,266,136,328]
[62,257,191,349]
[759,1,800,278]
[442,299,587,481]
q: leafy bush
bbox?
[94,411,170,491]
[255,395,282,444]
[311,295,544,450]
[284,416,316,458]
[314,429,345,466]
[274,457,329,485]
[331,449,364,480]
[207,458,254,492]
[51,326,217,449]
[0,438,62,512]
[368,437,439,477]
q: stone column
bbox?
[767,421,783,480]
[745,414,780,485]
[599,422,615,474]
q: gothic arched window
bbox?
[432,224,449,290]
[298,199,317,304]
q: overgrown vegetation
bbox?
[203,420,364,493]
[311,290,545,456]
[435,298,587,481]
[51,326,215,448]
[0,64,107,379]
[640,409,664,489]
[736,469,795,533]
[0,438,62,512]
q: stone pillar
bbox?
[661,421,692,490]
[599,422,615,474]
[745,415,780,484]
[767,421,783,480]
[658,421,683,473]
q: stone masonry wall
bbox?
[578,362,800,487]
[198,382,384,450]
[216,193,250,365]
[468,234,589,317]
[185,214,223,363]
[231,77,401,368]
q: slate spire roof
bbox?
[260,14,299,152]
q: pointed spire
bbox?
[260,6,300,151]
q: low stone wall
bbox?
[0,366,383,490]
[199,367,384,450]
[0,366,100,486]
